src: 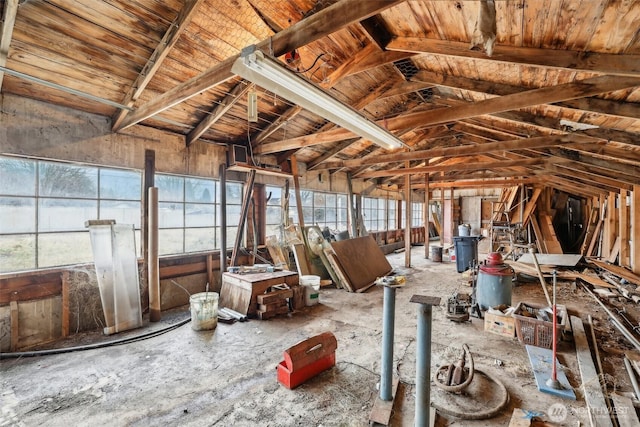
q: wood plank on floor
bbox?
[571,315,614,427]
[610,393,640,427]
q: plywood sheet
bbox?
[330,236,392,292]
[516,253,583,267]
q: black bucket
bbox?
[431,245,443,262]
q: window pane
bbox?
[226,182,243,204]
[156,175,184,202]
[326,194,336,206]
[39,199,97,232]
[186,178,214,203]
[314,208,325,223]
[289,193,297,207]
[39,162,97,198]
[326,208,337,224]
[226,226,238,249]
[185,204,214,227]
[303,207,314,223]
[0,234,36,272]
[185,228,215,252]
[159,202,184,228]
[39,232,93,267]
[159,229,184,255]
[337,194,348,209]
[0,197,35,233]
[223,204,241,225]
[100,201,141,228]
[100,169,141,200]
[266,186,282,205]
[0,157,36,196]
[378,198,386,209]
[265,224,281,238]
[300,191,313,206]
[266,205,282,224]
[314,192,325,206]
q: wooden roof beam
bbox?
[114,0,405,132]
[387,37,640,77]
[112,0,203,130]
[413,70,640,121]
[0,0,19,90]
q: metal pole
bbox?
[411,295,441,427]
[380,285,396,401]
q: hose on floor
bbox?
[0,316,190,359]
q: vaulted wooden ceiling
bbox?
[1,0,639,197]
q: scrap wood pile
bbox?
[266,225,392,293]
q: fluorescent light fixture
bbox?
[232,46,405,150]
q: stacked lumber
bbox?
[256,286,293,319]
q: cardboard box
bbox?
[484,310,516,338]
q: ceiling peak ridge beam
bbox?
[411,178,537,189]
[113,0,405,132]
[112,0,203,130]
[386,37,640,77]
[412,70,640,121]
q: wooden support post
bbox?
[405,162,411,267]
[142,150,155,291]
[10,300,18,351]
[633,186,640,275]
[219,164,227,274]
[290,156,305,229]
[603,192,617,258]
[61,271,70,337]
[439,178,444,246]
[450,187,455,242]
[424,174,430,259]
[148,187,161,322]
[620,189,630,267]
[347,172,356,238]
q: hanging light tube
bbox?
[231,46,405,150]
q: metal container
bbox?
[431,245,443,262]
[476,252,514,311]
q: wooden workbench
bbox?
[219,270,299,316]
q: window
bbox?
[265,185,283,238]
[289,190,349,231]
[363,197,387,232]
[412,202,424,227]
[0,156,141,273]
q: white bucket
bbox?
[458,224,471,236]
[190,292,219,331]
[300,275,320,306]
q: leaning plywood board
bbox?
[516,253,583,267]
[571,316,614,427]
[331,236,392,292]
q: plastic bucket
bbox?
[458,224,471,236]
[190,292,219,331]
[300,275,320,306]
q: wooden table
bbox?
[219,271,299,316]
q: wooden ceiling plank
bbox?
[0,0,19,90]
[112,0,204,130]
[187,81,253,146]
[386,36,640,77]
[114,0,405,132]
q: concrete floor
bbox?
[0,245,624,426]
